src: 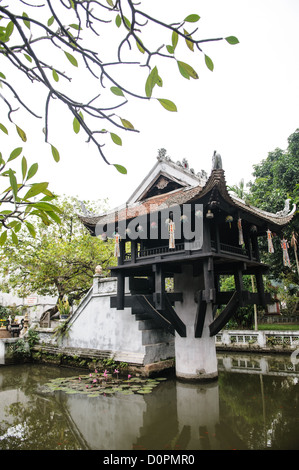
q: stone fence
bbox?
[216,329,299,352]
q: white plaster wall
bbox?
[60,277,147,364]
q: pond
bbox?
[0,352,298,451]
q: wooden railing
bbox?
[123,241,257,262]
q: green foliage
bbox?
[219,275,256,329]
[26,328,40,349]
[0,196,115,303]
[58,298,71,317]
[0,144,61,244]
[0,305,9,321]
[248,128,299,283]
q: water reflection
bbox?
[0,353,298,450]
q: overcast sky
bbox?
[3,0,299,211]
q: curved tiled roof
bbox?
[78,169,296,230]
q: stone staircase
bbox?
[133,306,175,364]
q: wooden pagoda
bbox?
[79,151,296,380]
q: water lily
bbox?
[128,374,131,379]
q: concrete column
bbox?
[174,265,218,381]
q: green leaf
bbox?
[123,17,131,30]
[69,24,81,31]
[115,15,122,27]
[0,72,6,79]
[166,45,174,54]
[113,164,127,174]
[157,99,177,112]
[184,29,194,52]
[13,222,21,233]
[47,16,54,26]
[184,14,200,23]
[110,86,124,97]
[172,31,179,50]
[145,66,159,98]
[225,36,239,45]
[11,230,18,245]
[73,117,80,134]
[51,145,60,162]
[52,69,59,82]
[204,54,214,71]
[32,202,61,213]
[0,123,8,134]
[110,133,122,145]
[22,12,31,30]
[136,37,145,54]
[0,231,7,246]
[46,211,62,224]
[106,0,114,6]
[120,118,134,129]
[23,182,49,200]
[16,125,27,142]
[3,21,14,42]
[64,51,78,67]
[8,169,18,201]
[27,163,38,180]
[177,61,198,80]
[25,221,36,238]
[8,147,22,162]
[21,156,27,181]
[24,53,32,62]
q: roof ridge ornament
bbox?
[275,199,292,217]
[212,150,223,170]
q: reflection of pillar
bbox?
[175,380,220,450]
[174,265,218,381]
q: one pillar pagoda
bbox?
[79,150,296,381]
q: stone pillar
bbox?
[174,265,218,381]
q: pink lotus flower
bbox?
[95,369,98,374]
[93,379,97,383]
[114,369,119,374]
[128,374,131,379]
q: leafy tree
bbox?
[0,2,238,242]
[248,129,299,287]
[0,144,61,242]
[0,196,115,319]
[0,1,239,169]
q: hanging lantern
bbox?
[165,218,171,225]
[137,224,143,232]
[125,227,131,236]
[195,209,203,218]
[168,220,175,249]
[291,232,299,275]
[206,209,214,219]
[225,215,233,228]
[150,221,158,230]
[237,218,244,245]
[266,229,274,253]
[281,237,291,268]
[114,232,121,257]
[180,214,188,223]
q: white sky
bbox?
[2,0,299,211]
